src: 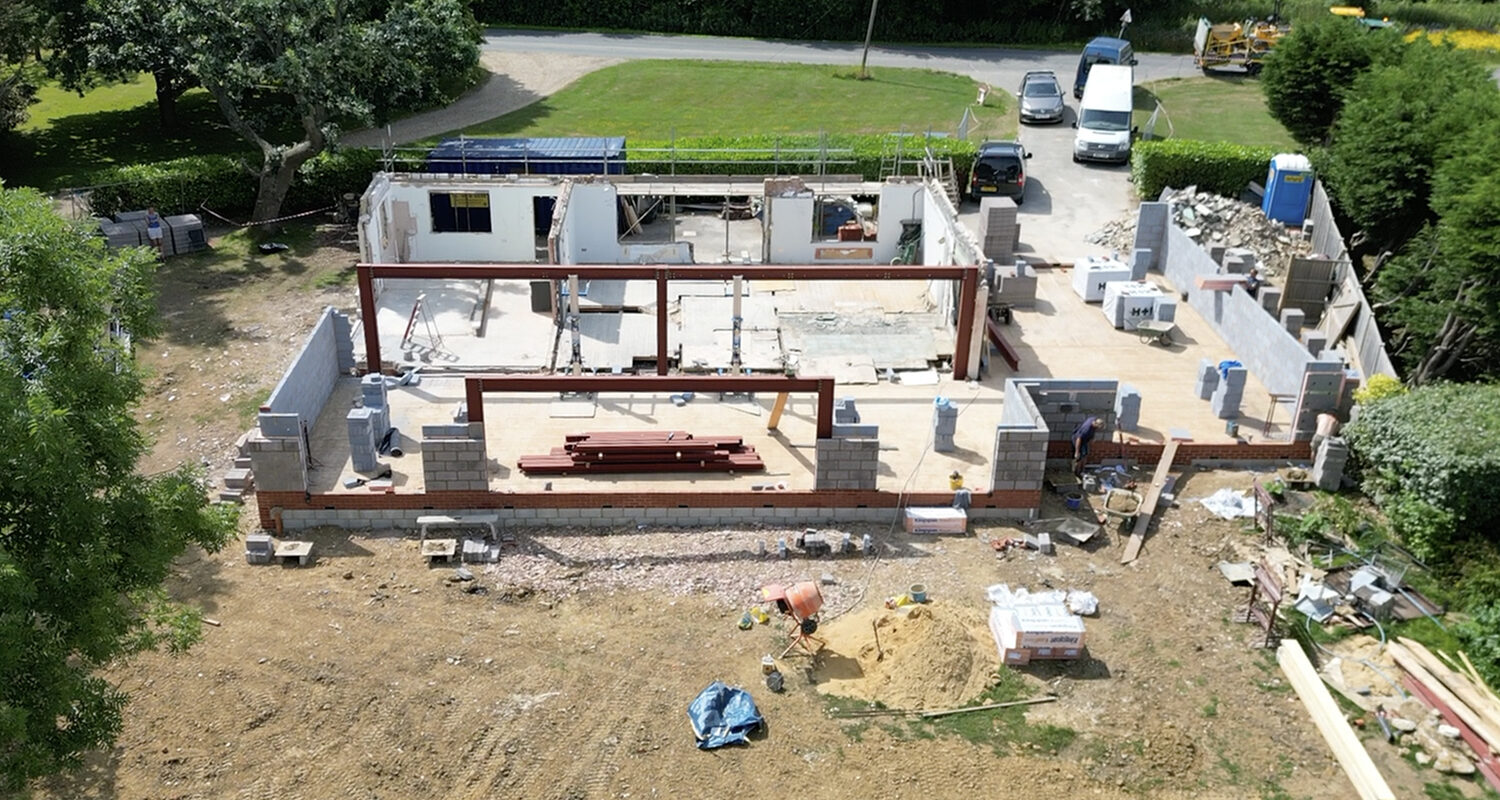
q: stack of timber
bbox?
[518,431,765,475]
[1388,637,1500,793]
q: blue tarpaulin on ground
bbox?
[687,682,763,750]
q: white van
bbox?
[1072,64,1135,164]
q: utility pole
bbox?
[859,0,879,79]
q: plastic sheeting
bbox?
[687,682,763,750]
[1197,487,1257,519]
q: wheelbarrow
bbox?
[1100,487,1144,525]
[1134,319,1177,346]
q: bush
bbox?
[626,134,978,183]
[87,149,391,220]
[1130,139,1278,200]
[1352,374,1407,405]
[1343,382,1500,551]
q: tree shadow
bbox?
[32,745,123,799]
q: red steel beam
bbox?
[360,262,977,281]
[357,265,381,374]
[1403,675,1500,793]
[465,374,835,438]
[656,278,669,375]
[953,266,978,381]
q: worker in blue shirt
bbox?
[1072,416,1099,478]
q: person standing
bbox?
[145,207,164,258]
[1072,415,1099,478]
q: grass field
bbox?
[441,60,1014,142]
[0,76,250,190]
[1134,76,1297,150]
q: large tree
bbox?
[0,0,43,131]
[0,185,237,791]
[1260,18,1399,147]
[166,0,479,222]
[1320,39,1500,253]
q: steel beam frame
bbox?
[356,262,981,380]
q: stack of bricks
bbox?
[976,197,1020,262]
[833,396,878,438]
[932,397,959,452]
[421,422,489,492]
[814,438,879,490]
[1211,365,1246,420]
[1114,385,1141,432]
[1313,436,1349,491]
[1195,358,1219,400]
[990,428,1048,492]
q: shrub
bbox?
[1343,382,1500,553]
[87,149,392,220]
[1131,139,1279,200]
[1352,374,1407,405]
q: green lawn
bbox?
[440,60,1014,142]
[1134,76,1298,151]
[0,76,250,190]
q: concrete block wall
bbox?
[815,438,879,490]
[1313,436,1349,491]
[243,431,307,492]
[421,422,488,492]
[1289,360,1348,441]
[1013,379,1118,444]
[992,379,1049,493]
[258,307,352,438]
[1115,385,1141,432]
[1160,224,1319,397]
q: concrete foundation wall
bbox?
[258,307,352,438]
[815,438,879,490]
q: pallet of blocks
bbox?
[517,431,766,475]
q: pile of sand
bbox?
[813,601,995,711]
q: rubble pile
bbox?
[1088,186,1312,278]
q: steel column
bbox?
[357,265,381,374]
[954,266,979,381]
[656,276,669,375]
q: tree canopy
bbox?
[165,0,480,221]
[1260,18,1400,147]
[0,185,237,791]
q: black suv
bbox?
[967,141,1031,204]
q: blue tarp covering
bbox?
[426,136,627,175]
[687,682,763,750]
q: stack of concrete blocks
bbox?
[1313,436,1349,491]
[1129,248,1151,280]
[832,396,879,438]
[245,532,273,565]
[1211,365,1247,420]
[242,427,309,493]
[1195,358,1219,400]
[1302,329,1328,358]
[991,261,1038,308]
[1114,384,1141,433]
[814,438,879,490]
[360,373,391,436]
[992,380,1049,495]
[1289,360,1351,442]
[1130,202,1169,273]
[220,467,253,504]
[347,407,381,473]
[977,197,1020,262]
[1153,296,1177,323]
[932,397,959,452]
[1258,286,1283,317]
[1281,308,1305,339]
[421,423,489,492]
[1221,248,1256,275]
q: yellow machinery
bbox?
[1193,16,1290,75]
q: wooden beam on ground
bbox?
[1121,439,1179,564]
[1392,639,1500,755]
[1277,640,1396,800]
[1399,669,1500,794]
[767,392,789,430]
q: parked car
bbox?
[967,141,1031,204]
[1017,70,1065,124]
[1073,36,1137,99]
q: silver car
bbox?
[1018,71,1066,124]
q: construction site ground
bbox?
[49,224,1457,800]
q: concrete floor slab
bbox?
[373,278,555,370]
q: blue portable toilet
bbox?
[1262,153,1314,225]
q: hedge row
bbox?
[87,149,391,220]
[626,135,978,183]
[1130,139,1279,200]
[84,135,977,219]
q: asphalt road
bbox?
[483,29,1206,261]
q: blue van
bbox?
[1073,36,1137,99]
